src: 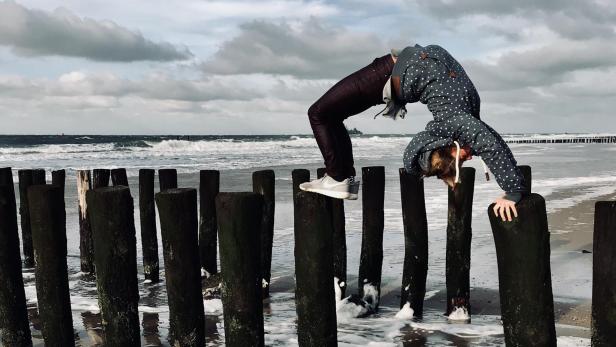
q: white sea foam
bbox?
[395,302,414,319]
[204,299,223,314]
[557,336,591,347]
[410,320,503,338]
[139,305,168,313]
[424,290,439,299]
[334,277,369,321]
[448,307,470,321]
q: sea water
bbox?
[2,134,613,346]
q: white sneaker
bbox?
[299,174,360,200]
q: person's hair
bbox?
[423,147,458,188]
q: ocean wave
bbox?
[113,140,152,149]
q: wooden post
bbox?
[489,193,556,347]
[0,168,32,346]
[31,169,46,185]
[92,169,110,189]
[18,170,35,267]
[292,169,310,202]
[28,185,74,346]
[399,168,428,317]
[0,167,13,188]
[111,168,129,188]
[51,169,65,199]
[199,170,219,277]
[87,186,140,346]
[76,170,95,274]
[317,168,347,297]
[516,165,531,195]
[592,201,616,346]
[446,167,475,318]
[293,191,337,346]
[358,166,385,311]
[156,188,205,346]
[216,192,264,347]
[139,169,159,282]
[158,169,177,192]
[253,170,275,298]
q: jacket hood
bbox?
[403,130,454,175]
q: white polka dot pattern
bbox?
[397,44,526,194]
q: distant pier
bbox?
[504,135,616,144]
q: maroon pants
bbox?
[308,54,394,181]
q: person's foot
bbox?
[299,174,360,200]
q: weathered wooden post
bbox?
[294,191,337,346]
[156,188,205,346]
[292,169,310,201]
[87,186,140,346]
[31,169,46,185]
[446,167,475,319]
[518,165,531,194]
[139,169,159,282]
[0,168,32,346]
[92,169,110,189]
[399,168,428,317]
[52,169,65,199]
[317,168,347,297]
[252,170,275,298]
[76,170,95,274]
[489,193,556,347]
[216,192,264,347]
[158,169,177,192]
[199,170,219,277]
[18,169,37,267]
[592,201,616,346]
[111,168,129,188]
[0,167,13,187]
[28,185,74,346]
[358,166,385,311]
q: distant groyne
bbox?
[504,135,616,144]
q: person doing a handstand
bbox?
[300,44,526,221]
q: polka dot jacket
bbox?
[393,44,526,195]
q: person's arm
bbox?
[425,113,526,220]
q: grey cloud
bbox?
[463,39,616,91]
[416,0,616,40]
[201,18,388,79]
[0,1,192,62]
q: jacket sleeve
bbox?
[424,113,526,194]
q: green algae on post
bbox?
[156,188,205,346]
[217,192,265,347]
[87,186,140,346]
[0,168,32,346]
[28,184,75,346]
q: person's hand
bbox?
[492,197,518,222]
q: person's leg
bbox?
[308,54,394,180]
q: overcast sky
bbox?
[0,0,614,134]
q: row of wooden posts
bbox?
[0,165,615,346]
[505,135,616,144]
